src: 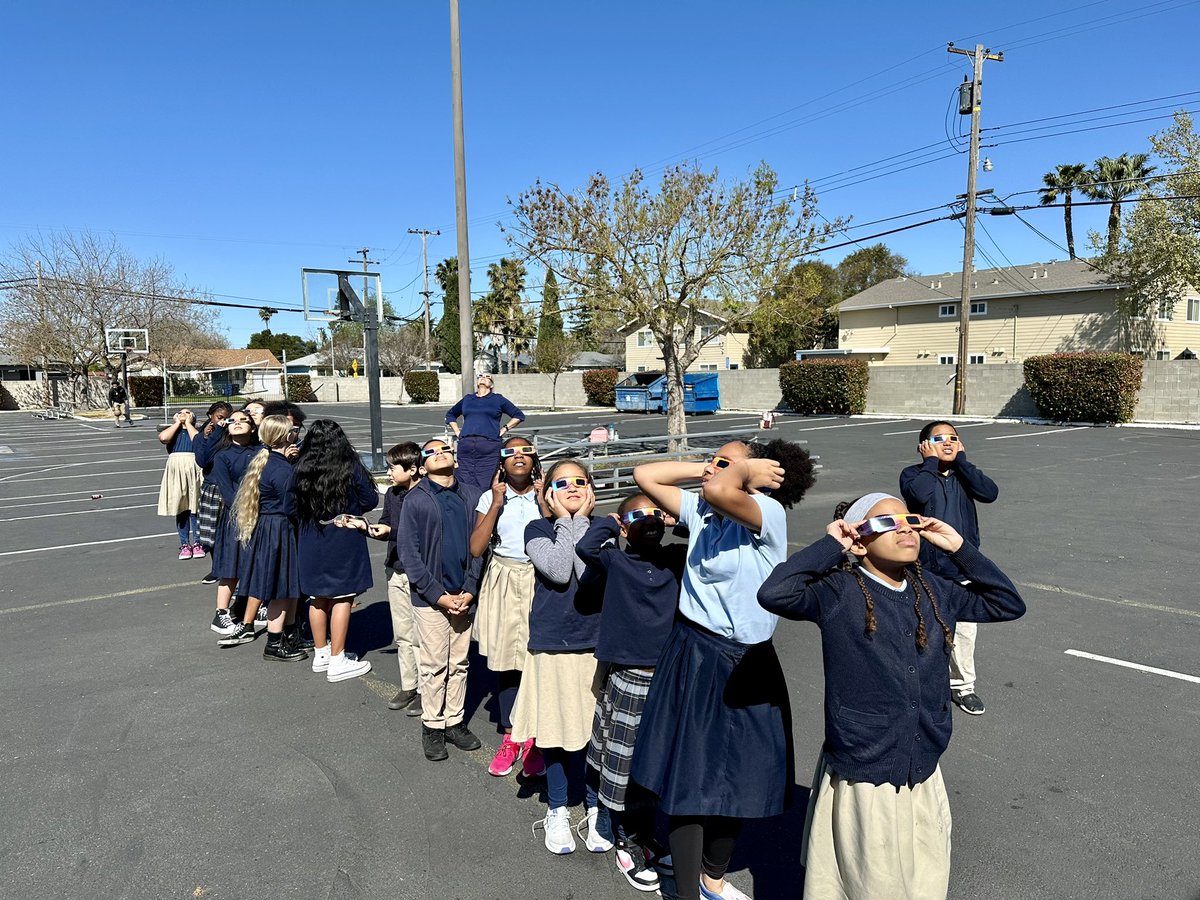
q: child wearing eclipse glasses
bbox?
[757,493,1024,899]
[900,421,1000,718]
[575,492,687,892]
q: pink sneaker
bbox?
[191,544,206,559]
[522,740,546,777]
[178,545,193,560]
[488,734,521,777]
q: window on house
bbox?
[636,329,654,348]
[636,365,647,372]
[939,354,956,365]
[1188,298,1200,322]
[970,301,987,316]
[1156,349,1172,361]
[698,324,718,342]
[969,354,986,365]
[698,363,718,372]
[1158,299,1174,321]
[938,304,957,318]
[728,363,739,370]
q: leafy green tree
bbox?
[247,330,316,362]
[570,256,622,352]
[746,260,841,367]
[835,244,908,298]
[1038,163,1091,260]
[537,269,563,344]
[434,257,461,374]
[510,162,837,442]
[1086,153,1157,256]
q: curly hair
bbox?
[746,439,816,509]
[232,415,291,545]
[293,419,372,524]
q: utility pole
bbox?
[449,0,475,393]
[349,248,378,375]
[408,227,441,361]
[948,42,1003,415]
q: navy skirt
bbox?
[630,618,794,818]
[211,507,243,581]
[238,514,300,602]
[456,434,501,493]
[298,521,373,598]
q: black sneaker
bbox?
[615,841,661,893]
[289,626,315,651]
[210,609,238,636]
[952,691,986,716]
[444,722,482,751]
[253,606,269,631]
[388,687,419,711]
[263,634,307,662]
[422,726,448,761]
[217,623,257,647]
[201,571,218,585]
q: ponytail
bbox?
[233,447,271,545]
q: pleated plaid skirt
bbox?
[586,664,654,811]
[197,482,223,549]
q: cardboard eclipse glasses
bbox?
[855,514,923,538]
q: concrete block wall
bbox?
[1134,360,1200,423]
[862,364,1036,418]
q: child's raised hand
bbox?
[918,440,939,460]
[743,458,784,492]
[826,519,859,550]
[546,486,570,519]
[917,516,964,553]
[579,484,596,518]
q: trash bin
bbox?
[615,372,664,413]
[683,372,721,414]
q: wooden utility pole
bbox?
[408,227,441,359]
[948,42,1003,415]
[450,0,475,392]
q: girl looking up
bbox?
[757,493,1025,900]
[156,408,204,560]
[209,410,261,641]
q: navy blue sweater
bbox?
[398,477,483,608]
[576,517,685,667]
[210,442,262,505]
[524,517,604,652]
[256,452,297,517]
[900,453,998,580]
[379,485,410,571]
[193,428,225,479]
[758,535,1025,788]
[445,392,525,438]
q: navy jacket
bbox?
[445,392,525,438]
[576,517,685,667]
[255,452,297,517]
[758,535,1025,788]
[193,428,224,479]
[379,485,410,571]
[398,477,484,608]
[210,442,262,505]
[900,453,998,580]
[524,517,604,652]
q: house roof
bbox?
[184,349,283,370]
[838,258,1119,312]
[619,308,733,335]
[571,351,623,368]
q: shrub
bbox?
[285,374,317,402]
[1023,352,1143,423]
[128,376,164,407]
[582,368,619,406]
[404,371,440,404]
[778,358,868,415]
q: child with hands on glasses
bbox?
[630,439,815,900]
[757,493,1024,900]
[900,421,1000,717]
[399,439,485,761]
[575,493,686,892]
[512,461,608,857]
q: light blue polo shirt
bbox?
[476,486,542,560]
[677,489,787,644]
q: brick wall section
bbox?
[1134,360,1200,423]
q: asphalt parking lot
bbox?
[1,403,1197,900]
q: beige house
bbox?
[829,259,1200,366]
[623,313,751,372]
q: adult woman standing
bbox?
[445,374,525,493]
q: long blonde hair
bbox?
[233,415,292,545]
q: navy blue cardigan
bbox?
[758,535,1025,788]
[398,477,483,608]
[900,454,998,579]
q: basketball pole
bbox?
[120,349,132,425]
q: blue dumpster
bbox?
[615,372,664,413]
[683,372,721,414]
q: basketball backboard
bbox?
[105,328,150,356]
[301,268,383,323]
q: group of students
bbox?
[157,399,1022,900]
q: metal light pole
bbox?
[450,0,475,393]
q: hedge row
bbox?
[128,376,164,407]
[778,358,868,415]
[404,371,440,404]
[1023,352,1143,423]
[582,369,619,406]
[285,375,317,402]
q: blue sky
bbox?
[3,0,1198,346]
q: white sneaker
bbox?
[534,807,575,854]
[311,646,331,673]
[576,806,614,852]
[700,877,752,900]
[326,651,371,683]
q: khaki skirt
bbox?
[800,754,952,900]
[511,650,603,752]
[473,555,535,672]
[157,452,202,517]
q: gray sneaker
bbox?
[952,691,986,716]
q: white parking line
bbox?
[0,484,158,502]
[0,503,155,523]
[0,532,175,557]
[882,422,992,436]
[790,418,910,432]
[986,427,1084,440]
[0,580,197,615]
[1064,649,1200,685]
[0,490,158,511]
[1,467,166,484]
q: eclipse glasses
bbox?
[855,514,923,537]
[550,476,588,491]
[499,445,536,458]
[620,507,665,526]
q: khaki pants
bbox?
[412,603,472,729]
[949,620,977,694]
[386,568,419,691]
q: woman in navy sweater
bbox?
[294,420,379,683]
[445,374,525,492]
[511,460,606,857]
[757,492,1025,900]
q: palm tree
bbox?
[480,258,528,373]
[1038,163,1091,259]
[258,306,278,330]
[1085,153,1156,256]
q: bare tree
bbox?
[534,332,579,411]
[378,323,428,401]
